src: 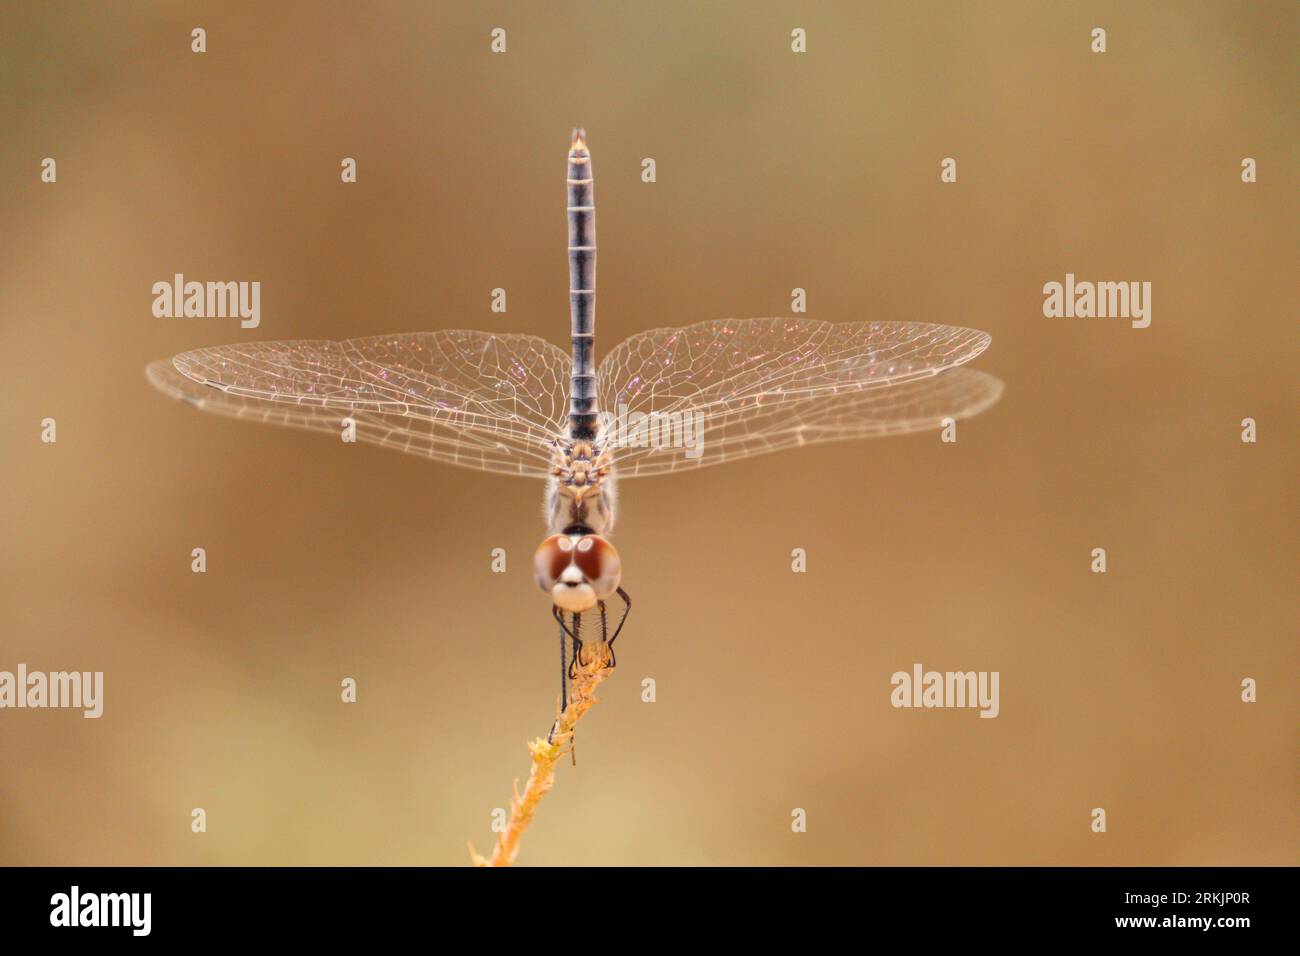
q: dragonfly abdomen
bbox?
[567,128,598,440]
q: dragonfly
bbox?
[147,128,1003,712]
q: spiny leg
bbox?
[567,612,583,764]
[568,611,584,680]
[558,613,568,713]
[553,604,579,642]
[548,606,573,743]
[591,588,631,668]
[552,606,585,679]
[606,586,632,662]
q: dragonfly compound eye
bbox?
[573,535,621,601]
[533,534,573,593]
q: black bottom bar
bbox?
[0,866,1283,942]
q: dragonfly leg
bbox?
[549,606,576,743]
[552,604,580,642]
[607,586,632,653]
[558,613,568,713]
[598,601,612,667]
[568,612,584,680]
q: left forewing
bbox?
[147,330,571,477]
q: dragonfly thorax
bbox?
[546,439,616,536]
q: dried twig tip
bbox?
[471,641,614,866]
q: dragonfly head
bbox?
[533,532,622,614]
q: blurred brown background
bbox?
[1,1,1295,865]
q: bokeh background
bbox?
[1,1,1294,865]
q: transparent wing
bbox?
[597,318,1000,478]
[146,331,571,477]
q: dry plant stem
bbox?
[470,642,614,867]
